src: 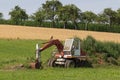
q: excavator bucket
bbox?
[30,44,41,69]
[30,61,41,69]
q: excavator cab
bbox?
[63,38,81,58]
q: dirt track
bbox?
[0,25,120,43]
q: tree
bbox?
[103,8,117,27]
[58,4,81,29]
[42,0,62,27]
[0,12,3,20]
[116,8,120,24]
[58,5,70,29]
[32,8,45,26]
[9,5,28,25]
[96,13,108,24]
[82,11,97,30]
[67,4,81,29]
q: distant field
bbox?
[0,25,120,43]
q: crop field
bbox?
[0,39,120,80]
[0,25,120,43]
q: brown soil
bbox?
[0,25,120,43]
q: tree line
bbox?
[0,0,120,33]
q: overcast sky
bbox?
[0,0,120,19]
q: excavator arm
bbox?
[30,39,64,69]
[39,39,64,55]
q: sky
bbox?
[0,0,120,19]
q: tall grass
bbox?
[81,36,120,65]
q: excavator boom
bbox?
[40,39,64,53]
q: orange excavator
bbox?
[30,37,87,69]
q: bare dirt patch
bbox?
[0,25,120,43]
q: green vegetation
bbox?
[9,5,28,25]
[0,38,120,80]
[0,12,3,20]
[81,36,120,66]
[0,68,120,80]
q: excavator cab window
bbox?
[63,39,74,51]
[72,38,81,56]
[63,39,74,55]
[63,38,81,56]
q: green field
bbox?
[0,39,120,80]
[0,68,120,80]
